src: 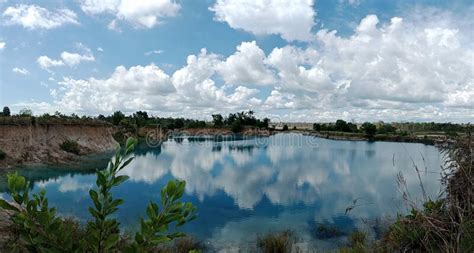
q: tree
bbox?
[361,122,377,138]
[256,118,270,128]
[2,106,10,116]
[111,111,125,126]
[231,119,243,133]
[347,122,358,133]
[212,114,224,127]
[335,119,348,132]
[313,123,321,132]
[19,108,32,116]
[378,124,396,134]
[174,118,185,129]
[282,124,289,131]
[133,111,149,128]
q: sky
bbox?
[0,0,472,122]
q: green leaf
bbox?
[150,236,171,245]
[7,172,26,193]
[104,233,120,250]
[112,175,129,186]
[88,206,101,219]
[89,190,101,210]
[125,137,137,155]
[119,157,134,170]
[146,204,155,219]
[110,198,124,208]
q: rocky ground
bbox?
[0,123,118,168]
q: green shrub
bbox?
[112,131,127,145]
[231,119,243,133]
[60,139,81,155]
[0,138,197,252]
[257,230,296,253]
[348,231,367,249]
[159,236,203,253]
[0,149,5,160]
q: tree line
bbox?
[0,106,271,132]
[312,119,470,138]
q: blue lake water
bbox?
[0,133,443,250]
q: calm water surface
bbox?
[0,134,443,250]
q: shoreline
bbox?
[298,130,449,146]
[1,124,452,169]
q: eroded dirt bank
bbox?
[0,124,118,168]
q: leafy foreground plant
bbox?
[0,137,197,252]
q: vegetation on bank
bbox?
[59,139,81,155]
[0,138,198,252]
[0,128,472,252]
[313,119,470,137]
[383,135,474,252]
[0,105,469,138]
[312,119,471,144]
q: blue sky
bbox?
[0,0,472,122]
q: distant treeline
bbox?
[0,106,469,135]
[0,106,269,132]
[312,119,471,138]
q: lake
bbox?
[0,133,443,251]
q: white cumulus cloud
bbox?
[37,46,95,70]
[60,51,95,66]
[79,0,180,29]
[12,67,29,75]
[2,4,79,30]
[210,0,315,41]
[37,56,64,70]
[19,11,474,122]
[217,41,276,86]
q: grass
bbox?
[381,134,473,252]
[348,231,366,249]
[159,236,204,253]
[59,140,81,155]
[257,230,296,253]
[338,231,367,253]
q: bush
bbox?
[2,106,10,117]
[361,122,377,138]
[0,149,5,160]
[160,237,203,253]
[231,119,243,133]
[59,140,81,155]
[348,231,367,249]
[384,135,474,252]
[112,131,127,145]
[0,138,197,252]
[313,123,321,131]
[111,111,125,125]
[257,230,296,253]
